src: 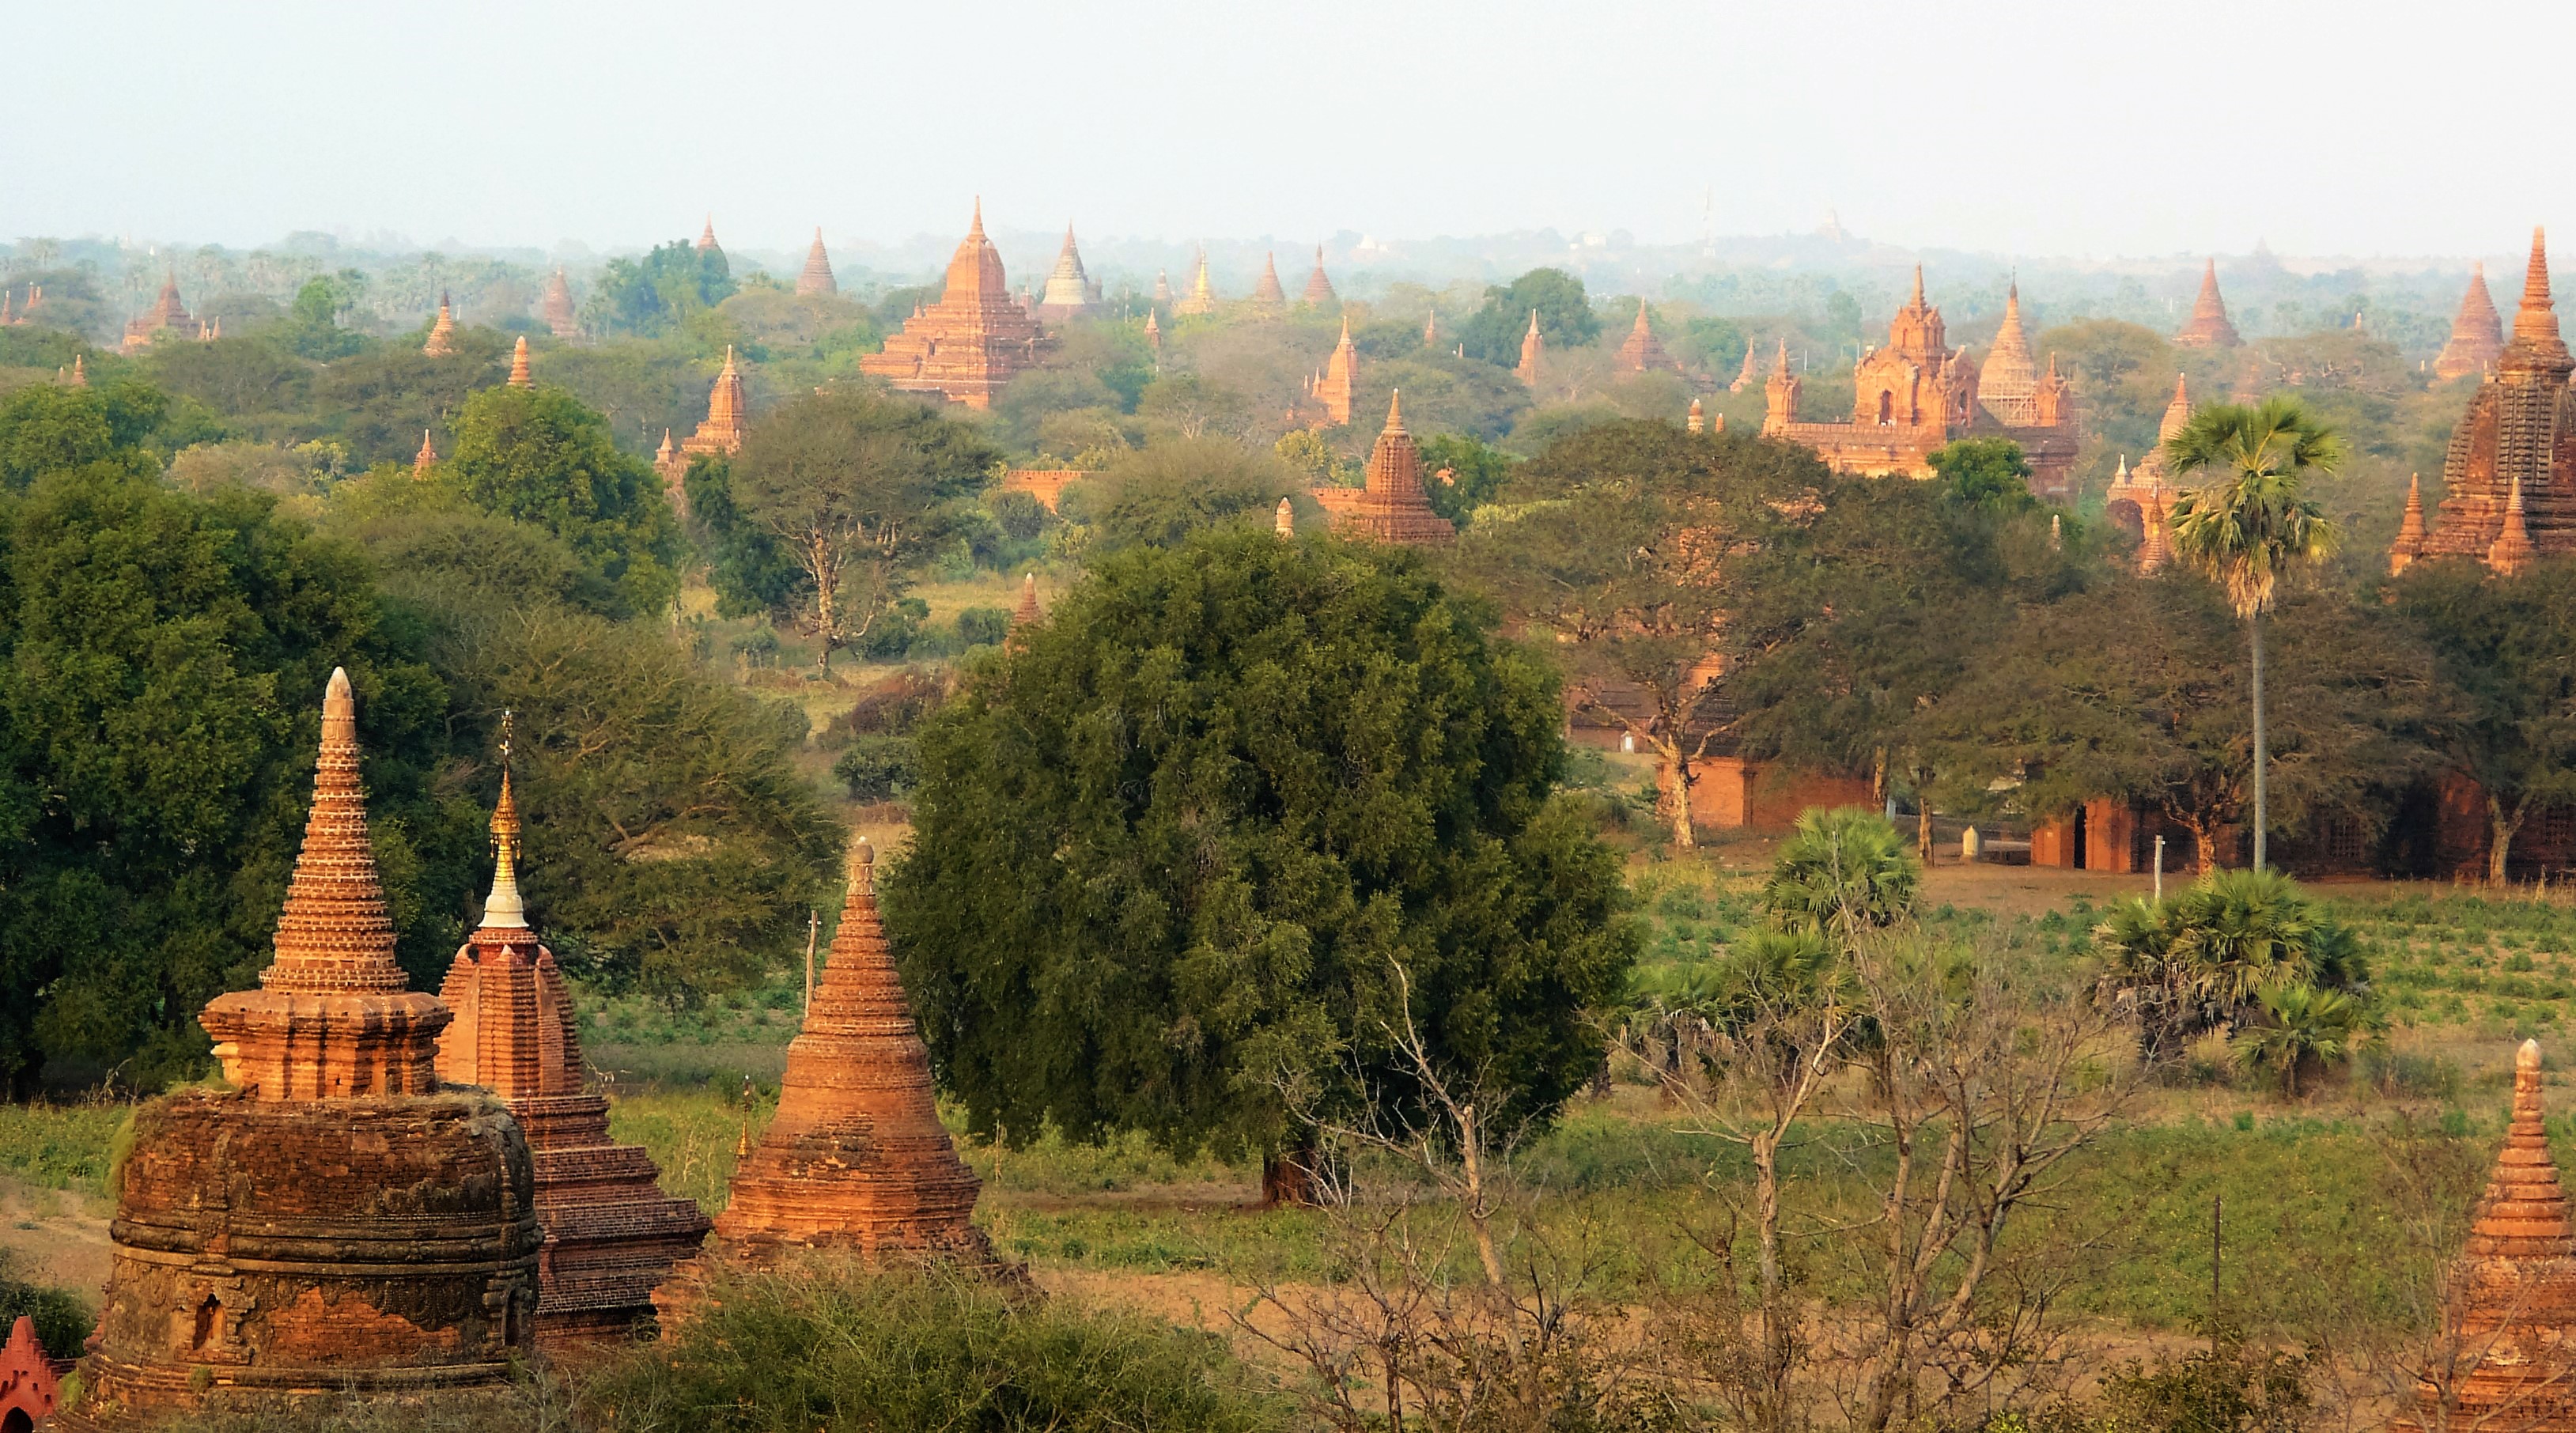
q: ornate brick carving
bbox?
[2405,230,2576,576]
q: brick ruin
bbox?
[435,769,711,1343]
[1308,315,1358,426]
[119,272,195,354]
[656,841,997,1324]
[2399,1040,2576,1433]
[858,202,1046,408]
[542,268,579,338]
[1617,302,1678,374]
[2435,262,2504,381]
[2393,229,2576,577]
[62,670,541,1430]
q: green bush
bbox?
[833,735,920,802]
[956,605,1012,650]
[580,1262,1277,1432]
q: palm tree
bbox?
[2163,398,2340,871]
[2094,868,2370,1065]
[2233,982,2370,1098]
[1761,807,1919,936]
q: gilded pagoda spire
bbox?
[1178,248,1216,316]
[507,335,532,388]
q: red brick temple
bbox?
[434,767,710,1342]
[656,841,996,1322]
[858,202,1046,408]
[422,291,459,357]
[797,229,838,297]
[62,670,541,1429]
[1617,302,1678,374]
[0,1316,60,1431]
[1309,316,1358,426]
[1324,391,1454,547]
[2435,263,2505,381]
[2392,230,2576,577]
[542,269,579,338]
[1761,269,2078,498]
[119,272,194,354]
[2397,1041,2576,1433]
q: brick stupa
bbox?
[542,268,579,337]
[2397,1041,2576,1433]
[2175,259,2243,348]
[655,841,996,1325]
[1310,316,1358,425]
[1617,301,1678,373]
[858,202,1045,409]
[422,291,459,357]
[1302,246,1337,307]
[796,229,838,297]
[1516,308,1544,386]
[119,271,194,354]
[2436,263,2505,381]
[436,768,709,1342]
[63,671,540,1430]
[1329,391,1454,547]
[2396,230,2576,576]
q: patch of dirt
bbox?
[0,1173,112,1298]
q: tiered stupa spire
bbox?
[1617,301,1676,373]
[1250,251,1287,312]
[1303,246,1337,307]
[542,268,579,337]
[1035,225,1095,320]
[2175,259,2242,348]
[697,214,720,252]
[1327,391,1455,547]
[659,840,998,1314]
[507,335,533,388]
[1687,397,1705,434]
[797,229,839,297]
[1516,308,1544,387]
[1311,315,1358,425]
[1176,248,1216,316]
[2407,229,2576,574]
[1977,282,2040,424]
[2396,1041,2576,1433]
[2435,263,2505,381]
[2390,475,2430,577]
[414,429,437,478]
[433,751,710,1340]
[422,291,458,357]
[1730,337,1760,392]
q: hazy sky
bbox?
[6,0,2567,260]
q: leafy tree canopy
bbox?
[1928,437,2040,516]
[883,529,1638,1163]
[1061,437,1296,554]
[444,382,684,615]
[582,240,738,338]
[1458,268,1600,368]
[271,273,369,361]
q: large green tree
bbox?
[2165,398,2342,870]
[1458,268,1600,369]
[883,529,1636,1196]
[2394,556,2576,880]
[1062,436,1297,554]
[1451,419,1826,849]
[583,241,738,337]
[444,382,684,616]
[722,388,997,671]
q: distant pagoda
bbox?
[1309,316,1358,426]
[1617,301,1678,374]
[857,202,1046,409]
[120,271,194,354]
[422,291,459,356]
[1974,283,2040,425]
[1035,225,1098,322]
[1302,246,1337,306]
[1728,337,1760,391]
[1328,391,1454,547]
[2173,259,2243,348]
[435,761,709,1341]
[2435,263,2505,381]
[697,214,721,253]
[1175,248,1216,316]
[797,229,839,297]
[542,268,580,337]
[1515,309,1544,386]
[1250,251,1288,312]
[62,671,540,1429]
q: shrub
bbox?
[823,669,948,748]
[1762,807,1919,932]
[991,489,1051,543]
[956,605,1012,650]
[833,735,919,802]
[579,1262,1277,1432]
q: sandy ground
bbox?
[0,1174,112,1299]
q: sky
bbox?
[5,0,2569,262]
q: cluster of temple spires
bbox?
[55,670,993,1428]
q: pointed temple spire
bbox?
[797,228,839,297]
[1516,308,1544,387]
[1276,496,1296,539]
[2389,474,2429,577]
[1250,251,1287,312]
[1322,391,1453,548]
[0,1314,59,1425]
[1976,281,2041,425]
[662,838,998,1298]
[433,731,711,1339]
[1908,263,1926,308]
[698,214,721,251]
[2435,262,2504,380]
[2175,258,2242,348]
[2504,227,2573,371]
[423,291,458,357]
[857,203,1046,408]
[1764,337,1802,427]
[1004,571,1041,656]
[67,354,85,388]
[542,267,579,338]
[1152,269,1175,307]
[1617,300,1675,373]
[1422,307,1439,346]
[1177,248,1216,316]
[2490,478,2539,576]
[414,428,437,478]
[507,335,533,388]
[2397,1042,2576,1433]
[1144,308,1162,354]
[1687,397,1705,434]
[121,269,195,354]
[199,669,453,1100]
[1730,336,1760,392]
[1303,245,1337,307]
[1312,315,1358,425]
[2139,482,2174,573]
[1036,224,1094,319]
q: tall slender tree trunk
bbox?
[2488,794,2529,885]
[1656,743,1697,851]
[2249,611,2267,872]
